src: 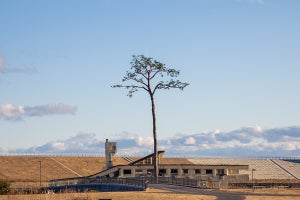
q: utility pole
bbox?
[38,161,42,188]
[252,168,256,192]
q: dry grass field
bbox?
[246,196,300,200]
[0,188,216,200]
[1,187,300,200]
[225,188,300,195]
[0,156,105,181]
[1,156,300,199]
[0,156,128,187]
[225,188,300,200]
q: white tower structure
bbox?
[105,139,117,169]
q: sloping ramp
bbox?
[50,157,82,177]
[122,156,134,163]
[271,159,300,180]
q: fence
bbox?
[0,153,105,157]
[49,177,147,189]
[49,176,214,191]
[146,177,200,187]
[1,153,300,160]
[229,182,300,189]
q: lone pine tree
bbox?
[112,55,189,183]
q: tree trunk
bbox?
[150,93,158,184]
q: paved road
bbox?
[149,184,300,200]
[149,184,245,200]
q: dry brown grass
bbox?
[0,156,193,188]
[1,188,300,200]
[2,156,300,200]
[0,156,111,183]
[0,156,135,188]
[246,197,300,200]
[224,188,300,200]
[0,188,216,200]
[224,188,300,195]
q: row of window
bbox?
[122,168,238,175]
[166,169,223,175]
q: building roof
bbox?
[160,158,194,165]
[129,151,165,166]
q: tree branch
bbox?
[153,79,189,94]
[112,84,148,97]
[153,82,162,95]
[150,69,162,80]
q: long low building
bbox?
[84,140,250,188]
[92,151,249,179]
[1,152,299,189]
[49,150,249,189]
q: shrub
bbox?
[0,179,10,195]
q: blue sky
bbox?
[1,0,300,156]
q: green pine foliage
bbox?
[0,179,10,195]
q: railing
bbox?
[1,153,300,160]
[49,177,147,189]
[0,153,105,157]
[187,156,300,160]
[156,177,200,187]
[140,177,214,188]
[229,182,300,188]
[49,176,208,190]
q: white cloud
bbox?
[0,104,25,118]
[0,103,77,120]
[281,143,297,151]
[135,136,153,147]
[253,125,263,133]
[2,125,300,157]
[165,125,300,156]
[51,142,66,151]
[25,103,77,116]
[184,137,196,145]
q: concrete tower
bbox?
[105,139,117,169]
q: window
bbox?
[183,169,189,174]
[217,169,225,175]
[135,169,143,175]
[171,169,178,174]
[159,169,166,176]
[228,169,238,174]
[123,169,131,175]
[205,169,212,174]
[144,157,152,165]
[147,169,153,176]
[195,169,201,174]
